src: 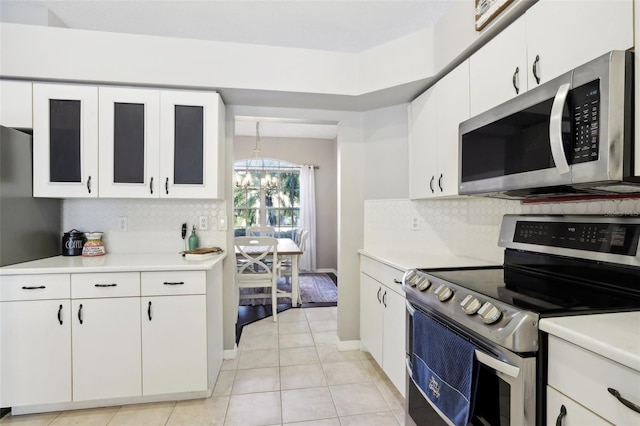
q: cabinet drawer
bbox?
[360,256,404,295]
[141,271,206,296]
[546,386,611,425]
[0,274,70,301]
[548,335,640,425]
[71,273,140,298]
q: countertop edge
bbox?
[357,248,496,271]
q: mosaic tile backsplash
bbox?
[62,199,227,254]
[364,197,640,263]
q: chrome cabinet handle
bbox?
[549,83,571,175]
[438,174,443,192]
[532,54,541,84]
[608,388,640,414]
[150,176,154,194]
[512,67,520,94]
[555,405,566,426]
[165,177,169,195]
[22,285,45,290]
[148,301,152,321]
[94,283,117,288]
[87,176,92,194]
[57,304,63,325]
[376,287,382,303]
[78,304,83,325]
[429,176,435,193]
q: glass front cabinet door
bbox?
[159,90,223,199]
[98,87,160,198]
[33,83,98,198]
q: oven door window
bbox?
[408,364,511,426]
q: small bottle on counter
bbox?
[188,225,199,250]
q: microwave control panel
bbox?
[571,79,600,164]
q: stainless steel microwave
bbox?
[459,51,638,199]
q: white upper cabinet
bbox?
[159,90,224,199]
[525,0,633,90]
[409,60,469,199]
[408,86,438,199]
[33,83,99,198]
[98,87,161,198]
[469,0,633,117]
[469,16,527,117]
[0,80,33,129]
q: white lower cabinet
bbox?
[71,297,142,401]
[360,255,406,397]
[547,386,611,425]
[0,300,72,407]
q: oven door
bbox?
[405,300,536,426]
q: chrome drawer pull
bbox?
[163,281,185,286]
[608,388,640,414]
[94,283,117,288]
[22,285,45,290]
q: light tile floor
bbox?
[0,306,405,426]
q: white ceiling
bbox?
[1,0,453,137]
[3,0,454,53]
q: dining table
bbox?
[235,238,303,307]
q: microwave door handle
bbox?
[549,83,571,175]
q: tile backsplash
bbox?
[364,197,640,263]
[62,199,227,254]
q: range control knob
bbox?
[434,284,453,302]
[460,295,481,315]
[403,270,416,286]
[417,277,431,291]
[478,302,502,324]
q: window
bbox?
[234,159,300,238]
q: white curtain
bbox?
[299,165,316,272]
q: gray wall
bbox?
[233,135,338,272]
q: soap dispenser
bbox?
[188,225,199,250]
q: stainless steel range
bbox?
[404,215,640,426]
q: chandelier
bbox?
[235,122,278,191]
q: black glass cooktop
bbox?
[419,250,640,316]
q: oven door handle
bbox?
[406,300,416,316]
[475,350,520,378]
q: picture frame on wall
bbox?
[475,0,513,31]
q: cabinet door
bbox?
[71,298,141,401]
[0,300,71,406]
[159,90,222,199]
[381,288,406,398]
[436,60,469,197]
[525,0,633,89]
[408,87,438,199]
[360,273,384,365]
[547,386,612,426]
[98,87,160,198]
[0,80,32,128]
[469,16,527,116]
[141,295,207,395]
[33,83,98,198]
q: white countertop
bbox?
[0,252,227,275]
[540,312,640,372]
[357,248,497,271]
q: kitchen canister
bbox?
[82,232,106,257]
[62,229,85,256]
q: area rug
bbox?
[239,273,337,305]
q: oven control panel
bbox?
[403,268,540,353]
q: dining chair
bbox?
[279,230,308,305]
[235,236,282,321]
[246,226,276,237]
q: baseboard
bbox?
[223,344,238,360]
[311,268,337,275]
[336,339,361,351]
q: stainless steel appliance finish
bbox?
[404,215,640,426]
[458,51,637,199]
[0,126,61,266]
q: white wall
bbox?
[362,104,410,200]
[233,135,338,272]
